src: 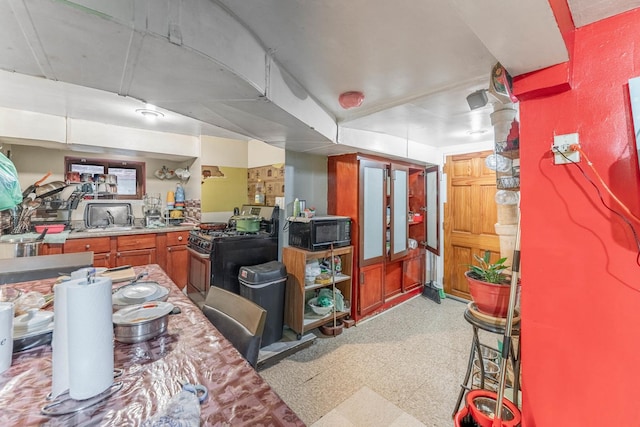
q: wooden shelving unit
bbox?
[283,245,353,339]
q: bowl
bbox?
[308,297,333,316]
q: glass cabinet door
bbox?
[359,159,386,265]
[390,164,408,261]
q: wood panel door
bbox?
[443,151,500,300]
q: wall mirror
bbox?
[425,165,440,255]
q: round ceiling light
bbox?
[135,108,164,119]
[339,91,365,109]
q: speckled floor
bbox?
[259,295,485,426]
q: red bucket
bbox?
[454,390,521,427]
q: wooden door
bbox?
[443,151,500,300]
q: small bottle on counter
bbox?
[293,198,300,217]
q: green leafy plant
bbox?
[467,251,509,284]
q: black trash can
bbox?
[238,260,287,347]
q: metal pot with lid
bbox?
[233,215,261,232]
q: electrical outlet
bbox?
[552,133,580,164]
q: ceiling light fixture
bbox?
[135,108,164,120]
[466,89,489,110]
[339,91,365,109]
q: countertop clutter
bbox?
[0,224,194,243]
[0,264,304,426]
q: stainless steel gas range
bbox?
[186,205,279,304]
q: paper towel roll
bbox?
[52,276,114,400]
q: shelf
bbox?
[304,274,351,290]
[283,245,353,337]
[303,310,350,328]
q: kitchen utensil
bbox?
[111,271,148,295]
[234,215,260,232]
[199,222,227,231]
[35,228,48,241]
[35,181,67,198]
[102,265,132,273]
[112,301,174,343]
[22,172,51,198]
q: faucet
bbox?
[106,210,115,226]
[127,213,135,226]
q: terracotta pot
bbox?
[465,271,511,318]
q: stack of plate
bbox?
[112,282,169,310]
[13,309,54,352]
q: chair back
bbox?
[202,287,267,368]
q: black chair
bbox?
[202,287,267,368]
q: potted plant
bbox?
[465,251,512,318]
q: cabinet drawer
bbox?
[64,237,111,253]
[117,234,156,251]
[166,231,189,246]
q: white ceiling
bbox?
[0,0,636,160]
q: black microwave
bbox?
[288,216,351,251]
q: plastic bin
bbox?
[238,261,287,347]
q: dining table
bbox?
[0,264,305,426]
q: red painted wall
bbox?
[516,8,640,426]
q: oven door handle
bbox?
[187,246,210,258]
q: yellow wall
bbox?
[201,166,247,212]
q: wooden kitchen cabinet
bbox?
[283,245,353,339]
[403,249,424,292]
[329,153,427,322]
[162,231,189,291]
[63,237,114,268]
[57,231,189,273]
[359,263,384,314]
[115,234,156,266]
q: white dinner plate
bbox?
[112,283,169,310]
[121,283,158,303]
[112,301,174,325]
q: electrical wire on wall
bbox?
[556,146,640,271]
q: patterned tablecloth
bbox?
[0,264,304,426]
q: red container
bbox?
[465,272,511,318]
[34,224,66,234]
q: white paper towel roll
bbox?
[52,276,114,400]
